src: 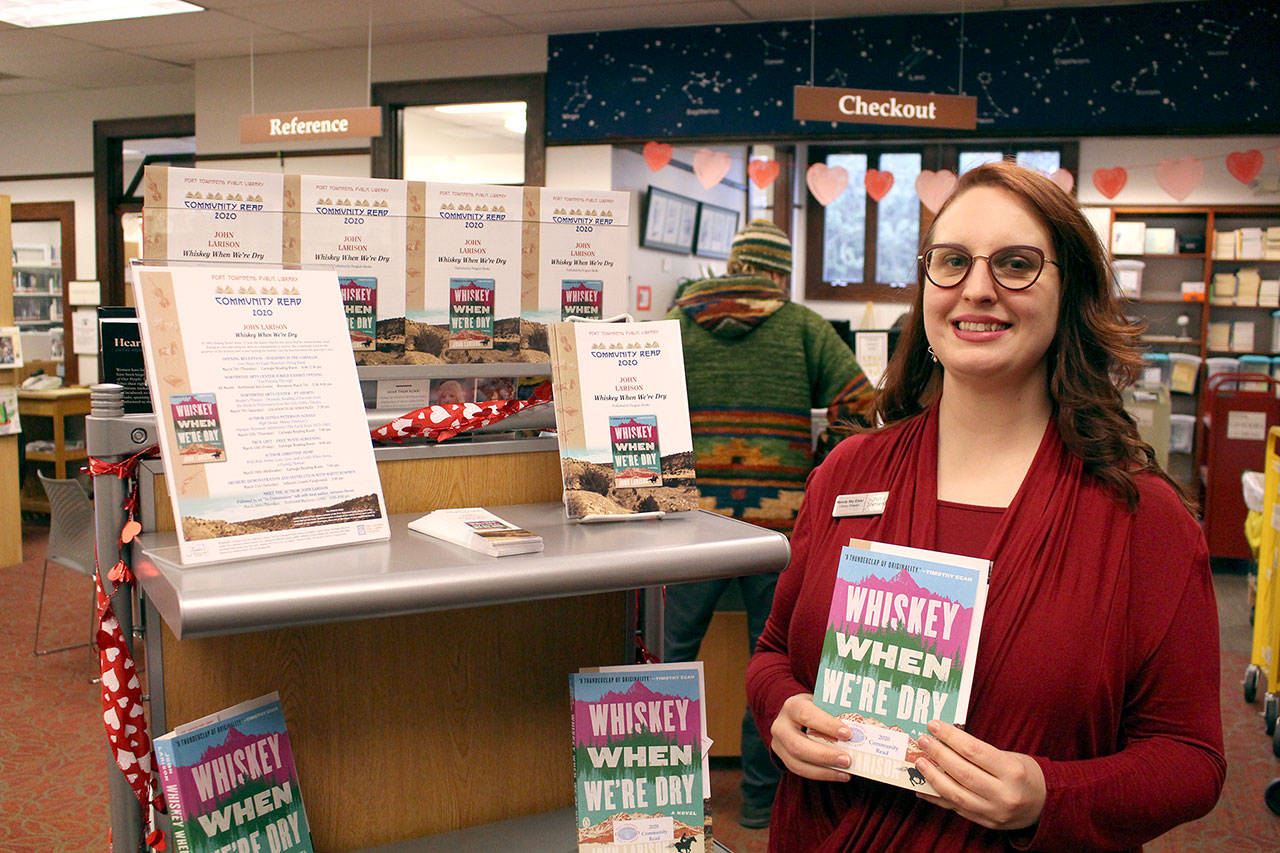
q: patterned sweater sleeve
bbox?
[803,310,873,426]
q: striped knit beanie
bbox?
[729,219,792,275]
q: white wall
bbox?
[0,178,95,280]
[610,144,747,321]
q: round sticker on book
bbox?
[617,826,640,841]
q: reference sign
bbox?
[794,85,976,131]
[240,106,382,144]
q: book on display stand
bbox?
[547,315,699,522]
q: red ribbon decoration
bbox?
[88,445,167,829]
[370,381,553,443]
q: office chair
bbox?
[33,471,97,658]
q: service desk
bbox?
[131,500,789,850]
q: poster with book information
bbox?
[524,188,630,358]
[571,666,706,852]
[143,165,284,266]
[285,174,416,361]
[410,182,525,363]
[154,692,313,853]
[549,319,697,519]
[132,264,388,565]
[811,539,990,794]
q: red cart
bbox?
[1201,372,1280,561]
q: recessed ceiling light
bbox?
[0,1,204,28]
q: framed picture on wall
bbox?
[694,203,739,259]
[640,186,698,254]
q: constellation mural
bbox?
[546,0,1278,142]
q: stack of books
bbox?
[409,507,543,556]
[1265,227,1280,261]
[1236,268,1262,307]
[1214,231,1237,260]
[1238,228,1264,260]
[1211,272,1238,305]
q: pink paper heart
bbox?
[643,141,672,172]
[864,169,895,202]
[1225,149,1263,185]
[915,170,958,214]
[806,163,849,206]
[748,158,780,189]
[1155,157,1203,202]
[1049,168,1074,194]
[1092,167,1127,200]
[693,148,732,189]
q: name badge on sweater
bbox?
[833,491,888,517]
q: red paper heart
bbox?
[642,141,672,172]
[748,158,780,189]
[806,163,849,206]
[1155,157,1203,202]
[915,170,958,214]
[1226,149,1263,185]
[120,519,142,544]
[864,169,895,202]
[693,148,732,189]
[108,560,133,584]
[1092,167,1128,200]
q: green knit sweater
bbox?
[668,274,872,534]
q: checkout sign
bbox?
[794,85,977,131]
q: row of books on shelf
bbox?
[1210,269,1280,306]
[1110,222,1190,256]
[1213,226,1280,261]
[1207,320,1266,353]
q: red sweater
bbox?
[746,416,1225,852]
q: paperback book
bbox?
[571,664,706,852]
[154,692,313,853]
[548,319,698,520]
[810,539,990,795]
[408,507,543,556]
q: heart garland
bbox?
[371,381,553,443]
[1092,167,1128,199]
[1091,149,1277,201]
[915,170,958,214]
[87,445,167,840]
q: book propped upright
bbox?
[570,664,708,852]
[408,507,543,556]
[548,317,698,521]
[153,692,314,853]
[809,539,990,795]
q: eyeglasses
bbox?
[918,243,1059,291]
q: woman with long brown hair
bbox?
[746,161,1223,850]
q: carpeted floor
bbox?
[2,519,1278,850]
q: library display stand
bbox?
[1200,373,1280,561]
[88,397,790,852]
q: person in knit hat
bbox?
[663,217,873,828]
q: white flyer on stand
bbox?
[132,264,389,565]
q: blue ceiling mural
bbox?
[547,0,1278,142]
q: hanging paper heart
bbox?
[865,169,895,202]
[1225,149,1263,185]
[643,141,673,172]
[1091,167,1127,200]
[693,148,732,189]
[806,163,849,206]
[1049,169,1074,194]
[146,828,167,852]
[748,158,780,189]
[120,519,142,544]
[1155,157,1203,202]
[915,170,958,214]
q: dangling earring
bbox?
[928,346,938,363]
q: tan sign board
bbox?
[794,85,977,131]
[240,107,382,144]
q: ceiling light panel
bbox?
[0,1,204,28]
